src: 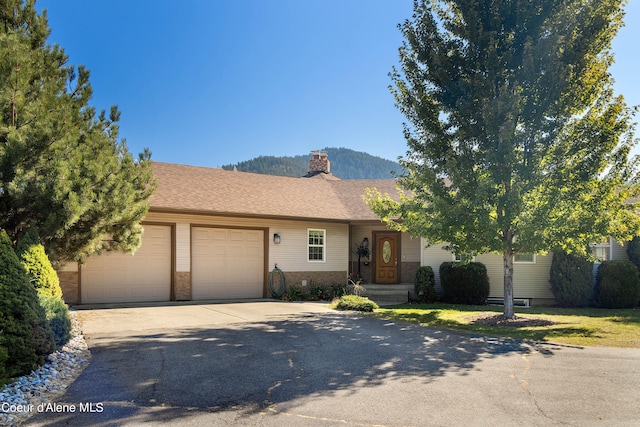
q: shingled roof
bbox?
[149,162,401,222]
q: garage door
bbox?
[81,225,172,303]
[192,227,264,299]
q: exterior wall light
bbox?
[273,233,281,244]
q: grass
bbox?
[372,304,640,348]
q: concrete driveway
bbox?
[26,301,640,426]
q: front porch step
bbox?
[360,283,413,306]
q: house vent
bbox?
[486,297,531,308]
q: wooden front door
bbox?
[375,233,399,284]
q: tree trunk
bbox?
[503,248,515,318]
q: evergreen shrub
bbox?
[594,260,640,308]
[626,236,640,271]
[0,230,55,385]
[39,294,72,348]
[334,295,379,312]
[549,251,593,307]
[414,266,437,303]
[17,228,63,298]
[440,262,490,305]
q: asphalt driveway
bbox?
[26,301,640,426]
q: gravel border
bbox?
[0,311,90,426]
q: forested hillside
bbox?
[222,147,401,179]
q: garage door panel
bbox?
[192,228,264,300]
[81,225,172,304]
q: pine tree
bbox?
[366,0,639,317]
[0,0,156,263]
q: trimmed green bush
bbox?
[335,295,379,312]
[39,294,72,348]
[0,230,55,385]
[549,251,593,307]
[17,228,63,298]
[627,236,640,272]
[594,260,640,308]
[414,266,437,303]
[440,261,490,305]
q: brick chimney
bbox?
[308,150,330,174]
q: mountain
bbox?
[221,147,402,179]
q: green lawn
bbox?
[373,304,640,348]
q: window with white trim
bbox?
[590,237,612,261]
[514,253,536,263]
[308,229,325,262]
[452,253,475,263]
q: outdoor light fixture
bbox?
[273,233,281,244]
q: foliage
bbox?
[366,0,639,318]
[0,0,156,264]
[549,251,594,307]
[334,295,379,312]
[0,230,55,385]
[16,228,62,297]
[222,147,402,179]
[594,260,640,309]
[414,266,437,303]
[38,294,72,348]
[626,236,640,272]
[373,304,640,348]
[439,262,489,305]
[281,282,350,301]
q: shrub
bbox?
[414,266,437,303]
[282,284,305,301]
[627,236,640,269]
[17,228,63,298]
[39,294,72,348]
[594,260,640,308]
[439,261,490,305]
[0,230,55,385]
[334,295,379,312]
[549,251,593,307]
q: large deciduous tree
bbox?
[366,0,640,317]
[0,0,156,263]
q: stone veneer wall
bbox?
[283,271,347,287]
[58,271,79,305]
[174,272,192,300]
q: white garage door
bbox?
[81,225,172,303]
[192,227,264,299]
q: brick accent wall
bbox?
[174,272,192,300]
[283,271,347,286]
[58,271,79,305]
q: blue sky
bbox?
[37,0,640,167]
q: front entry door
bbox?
[375,233,399,284]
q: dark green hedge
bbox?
[594,260,640,308]
[549,251,593,307]
[414,266,437,303]
[440,262,490,305]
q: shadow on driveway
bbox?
[27,311,555,426]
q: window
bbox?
[308,229,325,262]
[453,253,475,263]
[514,253,536,263]
[590,237,612,261]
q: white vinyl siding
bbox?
[421,239,554,300]
[144,212,348,274]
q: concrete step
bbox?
[360,284,412,306]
